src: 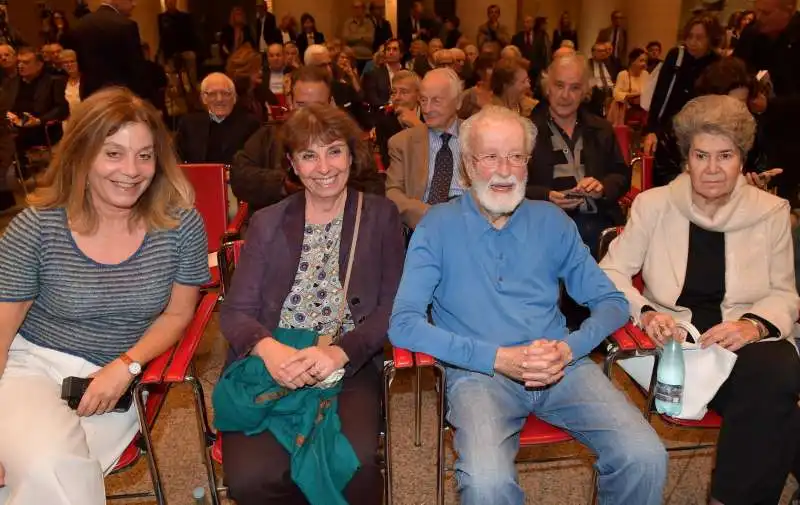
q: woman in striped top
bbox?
[0,87,210,505]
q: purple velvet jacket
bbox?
[220,188,405,373]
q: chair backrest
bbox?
[613,125,632,165]
[180,163,228,254]
[598,226,644,293]
[217,239,245,299]
[641,155,654,190]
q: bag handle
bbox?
[674,320,702,350]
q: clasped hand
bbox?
[641,311,759,352]
[255,338,349,390]
[494,340,573,388]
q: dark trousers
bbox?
[222,364,383,505]
[708,339,800,505]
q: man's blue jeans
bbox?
[445,358,667,505]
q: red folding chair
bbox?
[613,124,632,165]
[106,291,218,504]
[180,164,248,290]
[205,239,412,505]
[599,227,721,450]
[413,353,598,505]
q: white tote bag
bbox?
[618,320,738,420]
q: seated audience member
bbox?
[231,65,374,214]
[219,104,401,505]
[480,40,502,60]
[388,105,667,505]
[5,47,68,169]
[527,53,629,255]
[226,44,278,122]
[464,44,479,64]
[433,48,455,69]
[374,70,422,168]
[600,95,800,505]
[0,87,209,505]
[386,68,463,230]
[413,37,442,77]
[405,39,427,69]
[491,57,538,117]
[284,41,302,69]
[304,44,370,129]
[500,44,522,60]
[336,46,362,94]
[175,73,260,164]
[451,47,468,76]
[264,43,292,98]
[458,54,499,118]
[646,40,662,73]
[611,47,649,127]
[587,42,615,117]
[60,49,81,118]
[41,43,65,76]
[0,44,16,84]
[364,38,402,109]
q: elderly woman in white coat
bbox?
[600,94,800,505]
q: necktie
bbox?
[613,29,619,57]
[598,62,609,89]
[427,133,453,204]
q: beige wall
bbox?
[627,0,682,54]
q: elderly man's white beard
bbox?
[472,174,527,217]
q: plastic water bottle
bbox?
[654,337,684,416]
[193,487,209,505]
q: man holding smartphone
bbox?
[526,52,630,257]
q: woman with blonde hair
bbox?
[0,87,209,505]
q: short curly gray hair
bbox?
[673,95,756,160]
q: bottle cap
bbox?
[193,487,205,499]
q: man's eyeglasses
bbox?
[202,90,235,99]
[473,153,531,168]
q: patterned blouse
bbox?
[279,215,355,338]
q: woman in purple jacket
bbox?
[219,104,404,505]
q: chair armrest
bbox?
[163,292,218,383]
[642,156,654,190]
[608,324,639,353]
[624,322,658,351]
[415,353,436,367]
[140,347,175,385]
[227,202,248,235]
[392,347,414,369]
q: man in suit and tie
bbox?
[364,38,402,109]
[512,16,536,59]
[63,0,151,101]
[597,10,627,76]
[174,73,260,165]
[386,68,463,229]
[370,0,393,52]
[587,42,614,117]
[254,0,282,53]
[398,0,430,55]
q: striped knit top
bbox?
[0,206,211,365]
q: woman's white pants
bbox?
[0,335,139,505]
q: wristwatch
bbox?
[120,352,142,376]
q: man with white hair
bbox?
[527,53,629,256]
[174,72,260,164]
[389,105,667,505]
[303,43,369,128]
[386,67,464,229]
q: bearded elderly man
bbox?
[388,106,666,505]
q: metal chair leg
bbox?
[383,361,396,505]
[187,367,220,505]
[414,365,423,447]
[433,362,447,505]
[134,383,167,505]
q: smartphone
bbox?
[61,376,135,413]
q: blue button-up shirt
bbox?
[388,192,629,375]
[423,119,464,202]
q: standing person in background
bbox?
[552,11,578,52]
[220,7,255,63]
[597,10,627,77]
[255,0,282,52]
[440,16,462,49]
[645,40,662,72]
[296,13,325,64]
[50,10,70,45]
[512,16,536,66]
[64,0,152,102]
[477,4,511,49]
[157,0,198,89]
[370,0,393,53]
[264,43,292,98]
[399,0,430,53]
[278,15,298,45]
[727,10,755,53]
[735,0,800,207]
[342,1,375,74]
[644,13,722,187]
[0,1,24,49]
